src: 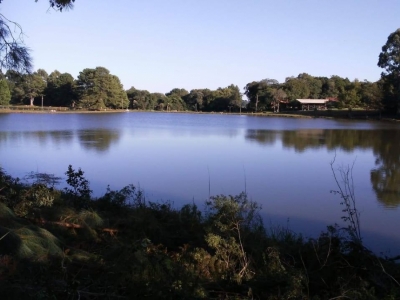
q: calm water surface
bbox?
[1,112,399,254]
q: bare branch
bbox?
[330,153,362,243]
[377,258,400,287]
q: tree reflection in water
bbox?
[77,129,120,153]
[245,129,400,208]
[0,129,121,154]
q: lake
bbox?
[0,112,399,255]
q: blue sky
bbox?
[2,0,400,94]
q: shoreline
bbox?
[0,107,399,122]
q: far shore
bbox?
[0,106,399,122]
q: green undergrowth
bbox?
[0,166,399,299]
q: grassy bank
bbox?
[0,166,399,299]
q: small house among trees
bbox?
[295,99,337,110]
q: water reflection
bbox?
[0,129,121,153]
[77,129,120,153]
[245,129,279,146]
[369,130,400,208]
[0,130,74,147]
[245,129,400,208]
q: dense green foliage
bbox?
[2,68,392,114]
[244,74,387,113]
[46,70,76,107]
[378,28,400,114]
[2,63,396,114]
[75,67,128,110]
[0,166,399,299]
[0,79,11,105]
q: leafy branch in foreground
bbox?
[64,164,92,209]
[205,193,264,283]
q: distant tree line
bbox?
[244,74,383,112]
[0,69,386,113]
[0,68,244,112]
[0,28,399,114]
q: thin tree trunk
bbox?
[255,93,258,113]
[397,82,400,115]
